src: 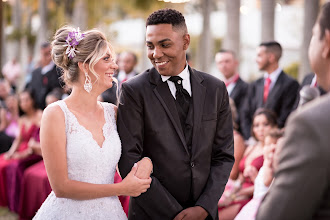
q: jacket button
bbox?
[190,162,195,168]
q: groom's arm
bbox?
[195,84,235,220]
[117,82,183,219]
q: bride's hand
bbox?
[135,157,153,179]
[120,163,152,197]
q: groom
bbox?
[118,8,234,220]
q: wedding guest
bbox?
[215,49,248,133]
[0,94,19,153]
[0,79,11,108]
[256,3,330,219]
[2,57,21,92]
[18,91,61,219]
[0,89,42,208]
[241,41,299,140]
[27,42,63,109]
[218,99,246,206]
[234,129,284,220]
[219,108,277,220]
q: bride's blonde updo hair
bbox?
[51,26,114,86]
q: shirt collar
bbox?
[264,67,282,82]
[225,73,240,86]
[118,70,136,81]
[161,64,189,82]
[41,61,55,75]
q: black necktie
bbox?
[168,76,191,115]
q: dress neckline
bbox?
[61,100,107,149]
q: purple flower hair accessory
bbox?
[63,27,85,59]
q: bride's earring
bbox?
[84,72,92,93]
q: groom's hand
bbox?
[135,157,153,179]
[173,206,208,220]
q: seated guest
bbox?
[218,108,277,220]
[256,3,330,219]
[18,159,50,220]
[218,99,246,205]
[0,89,42,208]
[17,91,61,219]
[0,79,11,108]
[234,129,284,220]
[0,94,19,153]
[2,57,21,92]
[45,88,63,105]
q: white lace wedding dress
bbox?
[33,100,127,220]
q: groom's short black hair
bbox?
[146,8,188,33]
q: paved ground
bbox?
[0,207,18,220]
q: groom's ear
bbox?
[183,34,190,51]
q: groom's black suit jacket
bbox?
[117,66,234,220]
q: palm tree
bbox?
[198,0,212,72]
[261,0,275,41]
[299,0,320,82]
[224,0,240,56]
[11,0,22,59]
[34,0,48,60]
[72,0,87,30]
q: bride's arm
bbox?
[41,105,151,200]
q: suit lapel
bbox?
[266,72,284,106]
[257,79,264,108]
[189,67,206,154]
[149,68,189,155]
[230,78,241,99]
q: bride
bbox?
[33,26,152,219]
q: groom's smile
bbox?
[146,23,190,76]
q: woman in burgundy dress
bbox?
[18,91,60,219]
[0,89,42,210]
[218,108,277,220]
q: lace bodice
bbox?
[34,100,127,220]
[59,100,121,184]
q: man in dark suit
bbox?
[241,41,299,140]
[117,8,234,220]
[256,3,330,219]
[215,49,248,133]
[27,42,63,109]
